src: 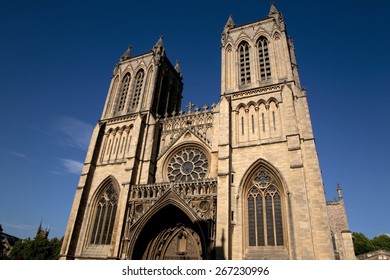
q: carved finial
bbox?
[155,35,164,47]
[171,110,176,117]
[224,14,236,30]
[211,103,217,110]
[178,109,184,116]
[337,183,343,199]
[112,63,119,76]
[175,60,181,72]
[120,45,132,61]
[222,15,236,46]
[153,35,165,64]
[269,2,278,16]
[268,1,285,31]
[203,104,209,111]
[194,106,200,113]
[186,102,195,113]
[175,60,183,79]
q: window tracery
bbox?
[239,42,251,84]
[116,73,131,113]
[247,169,284,247]
[257,37,271,81]
[130,69,144,110]
[167,147,208,181]
[90,184,118,245]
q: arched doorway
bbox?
[132,205,205,260]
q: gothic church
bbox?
[60,4,355,260]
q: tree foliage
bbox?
[371,234,390,251]
[9,236,63,260]
[353,232,390,255]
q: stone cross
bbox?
[186,102,195,113]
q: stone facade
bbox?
[356,250,390,260]
[326,185,355,259]
[60,4,354,260]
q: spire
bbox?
[37,220,42,234]
[152,35,165,64]
[120,45,132,61]
[36,221,50,239]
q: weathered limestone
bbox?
[60,3,354,260]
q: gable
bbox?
[158,128,211,160]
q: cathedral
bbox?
[60,4,355,260]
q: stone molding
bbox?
[230,84,282,99]
[128,179,217,226]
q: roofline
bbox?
[228,16,274,31]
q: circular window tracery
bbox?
[167,147,208,181]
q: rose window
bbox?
[167,147,208,181]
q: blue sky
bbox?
[0,0,389,240]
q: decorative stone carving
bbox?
[167,147,208,182]
[127,179,217,226]
[232,84,281,99]
[158,110,214,158]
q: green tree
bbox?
[9,236,63,260]
[352,232,375,255]
[372,234,390,251]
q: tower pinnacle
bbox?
[269,2,278,16]
[152,35,165,64]
[268,2,285,31]
[175,60,183,79]
[221,15,236,46]
[224,15,236,31]
[120,45,132,61]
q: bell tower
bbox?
[221,3,300,94]
[102,36,183,120]
[216,3,335,259]
[60,36,183,259]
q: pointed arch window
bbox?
[257,37,271,81]
[239,42,251,84]
[105,76,119,118]
[130,69,145,110]
[247,169,284,246]
[90,184,118,245]
[116,73,131,113]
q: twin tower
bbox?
[60,4,354,260]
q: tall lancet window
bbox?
[239,42,251,84]
[90,184,118,245]
[257,37,271,81]
[130,69,145,110]
[247,168,284,247]
[116,73,131,113]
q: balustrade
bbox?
[129,179,217,201]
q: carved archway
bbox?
[131,205,205,260]
[143,224,202,260]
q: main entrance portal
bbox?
[132,205,205,260]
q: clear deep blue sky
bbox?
[1,0,389,239]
